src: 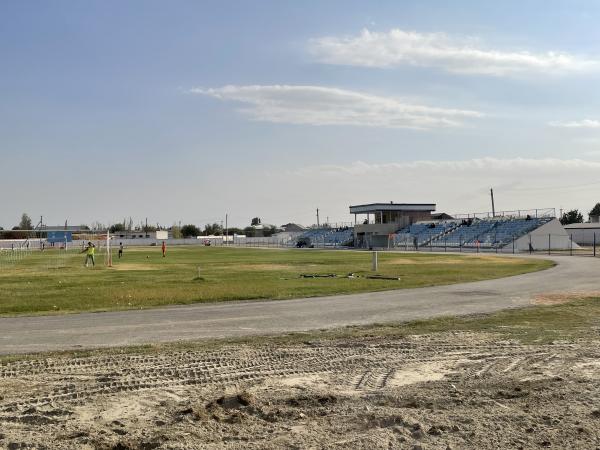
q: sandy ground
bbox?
[0,332,599,449]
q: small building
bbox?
[47,230,73,244]
[350,202,436,248]
[281,223,306,232]
[110,230,169,240]
[42,225,88,233]
[563,223,600,246]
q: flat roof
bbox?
[349,203,436,214]
[563,223,600,229]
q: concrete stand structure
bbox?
[350,202,436,248]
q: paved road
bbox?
[1,254,599,355]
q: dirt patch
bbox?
[387,257,477,265]
[473,255,526,263]
[386,255,525,265]
[532,291,600,305]
[213,263,294,271]
[0,332,598,449]
[387,361,454,387]
[112,264,160,271]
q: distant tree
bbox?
[90,221,106,231]
[251,217,261,226]
[203,223,223,236]
[79,224,90,231]
[142,224,157,232]
[262,225,279,237]
[18,213,33,230]
[560,209,584,225]
[589,203,600,220]
[181,224,201,238]
[243,226,256,237]
[109,223,126,233]
[171,225,182,239]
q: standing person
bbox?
[161,241,166,258]
[82,241,96,267]
[118,242,123,259]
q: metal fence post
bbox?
[548,234,551,255]
[570,235,573,256]
[594,233,597,257]
[512,235,515,254]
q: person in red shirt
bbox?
[161,241,166,258]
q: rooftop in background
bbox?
[349,203,436,214]
[563,223,600,229]
[40,225,88,232]
[281,223,307,232]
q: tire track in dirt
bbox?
[0,337,584,413]
[1,333,599,450]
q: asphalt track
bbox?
[1,254,599,355]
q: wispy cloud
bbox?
[549,119,600,128]
[294,157,600,177]
[190,85,482,130]
[309,29,596,76]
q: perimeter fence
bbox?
[384,232,598,257]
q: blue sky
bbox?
[2,1,600,228]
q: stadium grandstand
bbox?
[289,203,574,252]
[392,216,556,250]
[293,226,354,248]
[354,203,573,251]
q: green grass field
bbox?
[0,246,553,316]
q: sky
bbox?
[2,0,600,229]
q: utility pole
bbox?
[225,213,228,246]
[316,208,320,227]
[490,188,496,217]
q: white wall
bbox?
[514,218,577,251]
[565,227,600,246]
[108,238,204,247]
[0,239,45,249]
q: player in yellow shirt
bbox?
[82,241,96,267]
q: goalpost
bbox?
[105,229,112,267]
[74,231,113,267]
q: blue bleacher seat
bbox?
[393,217,552,249]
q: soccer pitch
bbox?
[0,246,553,316]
